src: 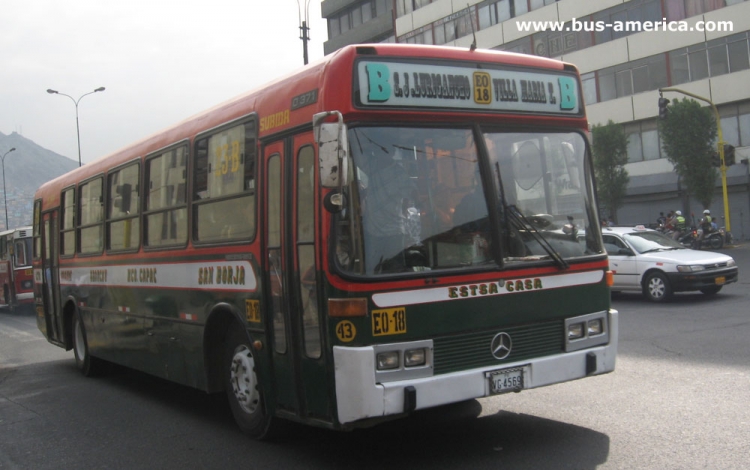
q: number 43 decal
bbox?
[335,320,357,342]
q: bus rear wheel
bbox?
[225,328,276,439]
[72,313,103,376]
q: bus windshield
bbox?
[336,126,601,275]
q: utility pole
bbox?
[297,0,311,65]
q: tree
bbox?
[658,98,718,210]
[591,120,629,224]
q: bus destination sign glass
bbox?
[357,60,580,115]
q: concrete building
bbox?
[322,0,750,240]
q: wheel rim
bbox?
[74,319,86,360]
[230,346,259,415]
[648,277,666,299]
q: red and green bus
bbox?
[1,226,34,311]
[34,43,617,438]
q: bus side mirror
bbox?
[313,111,349,189]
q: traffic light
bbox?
[724,143,736,166]
[658,97,670,120]
[710,151,721,167]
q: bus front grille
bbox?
[432,320,564,375]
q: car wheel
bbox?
[700,286,722,295]
[643,272,672,302]
[225,328,278,439]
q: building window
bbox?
[688,44,709,81]
[642,128,661,161]
[615,69,633,97]
[598,69,617,102]
[708,38,730,77]
[627,132,644,163]
[396,0,434,18]
[726,33,750,72]
[511,0,528,17]
[739,112,750,147]
[719,114,739,148]
[362,1,372,22]
[328,17,340,38]
[581,72,597,105]
[670,50,690,84]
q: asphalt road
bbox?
[1,244,749,469]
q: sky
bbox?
[1,0,327,164]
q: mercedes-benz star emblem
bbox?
[490,332,512,360]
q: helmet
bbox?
[675,210,682,216]
[703,209,710,215]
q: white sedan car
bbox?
[602,226,738,302]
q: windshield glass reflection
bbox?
[333,127,601,276]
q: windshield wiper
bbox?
[506,204,569,270]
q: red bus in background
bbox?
[0,226,34,311]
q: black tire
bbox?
[700,286,722,295]
[225,328,277,439]
[72,313,104,376]
[709,234,723,250]
[643,272,672,302]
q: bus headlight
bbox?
[568,322,584,340]
[373,340,433,382]
[587,319,603,336]
[404,348,426,367]
[565,311,609,352]
[377,351,400,370]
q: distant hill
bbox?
[0,131,78,230]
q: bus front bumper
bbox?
[333,309,618,426]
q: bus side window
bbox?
[78,177,104,254]
[14,241,26,266]
[144,146,188,247]
[193,120,256,243]
[107,162,141,251]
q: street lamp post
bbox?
[46,87,106,167]
[1,147,16,230]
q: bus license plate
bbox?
[372,307,407,336]
[715,276,726,285]
[489,367,524,394]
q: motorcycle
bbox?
[690,227,724,250]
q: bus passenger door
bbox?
[263,134,331,423]
[291,133,330,421]
[41,211,63,344]
[264,141,298,415]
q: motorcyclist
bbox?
[697,209,713,245]
[664,211,675,231]
[672,210,686,240]
[700,210,713,232]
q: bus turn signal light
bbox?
[328,298,368,317]
[606,271,614,286]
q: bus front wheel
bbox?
[72,313,103,376]
[225,328,276,439]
